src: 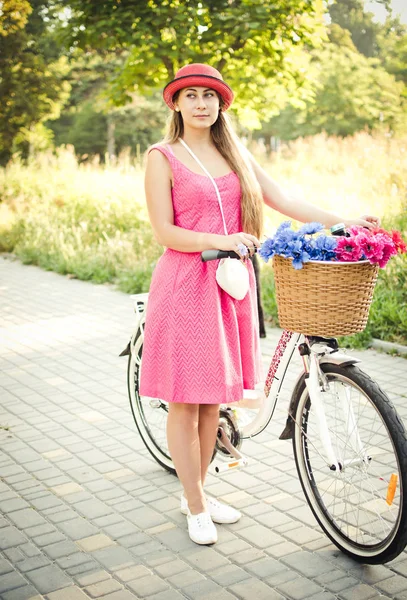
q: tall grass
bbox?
[1,134,406,345]
[0,148,161,292]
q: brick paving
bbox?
[1,254,407,600]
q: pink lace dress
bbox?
[139,144,262,404]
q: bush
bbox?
[0,148,161,290]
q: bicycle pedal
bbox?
[213,456,250,474]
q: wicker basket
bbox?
[272,255,379,337]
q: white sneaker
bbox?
[187,511,218,545]
[181,494,241,524]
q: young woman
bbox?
[139,63,379,546]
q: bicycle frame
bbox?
[124,293,364,472]
[239,330,301,438]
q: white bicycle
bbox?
[120,249,407,564]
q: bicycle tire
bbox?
[292,363,407,564]
[127,330,175,474]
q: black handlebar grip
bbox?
[201,249,244,262]
[201,250,228,262]
[201,248,258,262]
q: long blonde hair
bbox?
[163,94,264,239]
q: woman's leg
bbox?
[166,403,206,514]
[198,404,221,486]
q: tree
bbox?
[0,0,32,35]
[0,0,69,164]
[377,16,407,87]
[48,93,168,157]
[328,0,384,57]
[63,0,327,127]
[266,42,406,139]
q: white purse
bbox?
[179,139,249,301]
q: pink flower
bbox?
[335,237,363,262]
[375,233,397,268]
[335,225,405,267]
[372,228,407,254]
[390,230,407,254]
[355,230,384,262]
[348,225,364,236]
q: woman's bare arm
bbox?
[249,155,379,229]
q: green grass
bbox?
[0,149,162,293]
[1,134,406,347]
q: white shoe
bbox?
[181,494,241,524]
[187,511,218,545]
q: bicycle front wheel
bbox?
[293,363,407,564]
[127,330,175,474]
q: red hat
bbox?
[163,63,234,111]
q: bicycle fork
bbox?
[304,342,369,472]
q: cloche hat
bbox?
[163,63,234,111]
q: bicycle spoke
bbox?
[295,369,404,555]
[127,334,173,472]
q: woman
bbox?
[139,63,379,545]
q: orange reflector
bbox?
[228,462,239,468]
[386,473,398,505]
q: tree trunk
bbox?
[107,115,116,160]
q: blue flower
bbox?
[259,222,337,269]
[273,228,298,257]
[298,222,324,236]
[310,235,338,260]
[276,221,292,235]
[289,239,311,269]
[258,237,275,263]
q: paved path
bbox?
[1,255,407,600]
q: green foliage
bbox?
[378,17,407,86]
[266,43,407,139]
[0,0,70,164]
[49,102,108,157]
[328,0,383,57]
[365,207,407,345]
[48,93,168,158]
[259,264,279,327]
[63,0,327,127]
[0,0,32,36]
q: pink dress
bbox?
[139,144,262,404]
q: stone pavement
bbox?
[1,254,407,600]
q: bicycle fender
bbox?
[319,353,361,367]
[279,372,305,440]
[119,341,131,357]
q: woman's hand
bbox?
[344,215,381,230]
[218,232,261,258]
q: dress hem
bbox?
[139,379,261,405]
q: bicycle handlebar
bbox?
[201,248,258,262]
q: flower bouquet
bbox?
[259,221,406,270]
[259,222,406,337]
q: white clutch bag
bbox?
[216,257,249,300]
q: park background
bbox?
[0,0,406,347]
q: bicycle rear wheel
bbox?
[293,363,407,564]
[127,330,175,474]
